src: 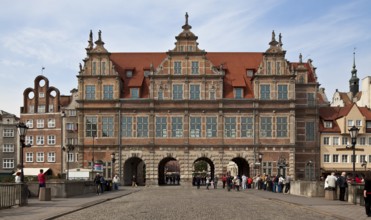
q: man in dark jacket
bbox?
[337,172,348,201]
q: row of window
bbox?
[86,116,316,139]
[24,152,77,163]
[324,120,367,129]
[323,154,369,163]
[28,104,54,114]
[25,135,57,145]
[323,136,371,146]
[2,144,14,152]
[25,119,55,128]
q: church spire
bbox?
[349,50,359,97]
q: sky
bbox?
[1,0,371,116]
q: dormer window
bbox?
[144,70,150,77]
[126,70,133,78]
[234,88,243,99]
[246,70,253,77]
[131,88,139,98]
[356,120,362,126]
[324,121,332,128]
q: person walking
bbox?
[337,172,348,201]
[226,175,233,192]
[214,175,219,189]
[278,175,285,193]
[94,173,101,195]
[241,174,247,190]
[206,176,211,190]
[112,174,120,190]
[132,175,137,187]
[196,175,201,189]
[284,175,291,194]
[222,174,227,189]
[363,175,371,217]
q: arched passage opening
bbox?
[158,157,180,185]
[193,157,214,186]
[230,157,250,177]
[123,157,146,186]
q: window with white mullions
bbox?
[190,117,201,137]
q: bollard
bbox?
[39,188,51,201]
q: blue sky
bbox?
[1,0,371,116]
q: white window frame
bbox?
[3,144,14,152]
[26,119,33,128]
[47,152,56,162]
[48,119,56,128]
[37,119,44,128]
[36,136,44,145]
[324,154,330,163]
[26,152,33,162]
[47,135,56,145]
[3,129,14,137]
[36,152,44,162]
[3,159,14,168]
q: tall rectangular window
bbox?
[267,61,271,74]
[173,84,183,100]
[38,105,45,113]
[158,89,163,100]
[26,152,33,162]
[156,117,167,137]
[343,137,349,145]
[209,90,215,100]
[278,85,288,100]
[260,85,270,100]
[342,155,348,163]
[241,117,253,137]
[86,85,95,100]
[224,117,236,138]
[206,117,217,137]
[3,159,14,168]
[36,136,44,145]
[276,117,287,137]
[26,119,33,128]
[37,119,44,128]
[137,117,148,137]
[190,117,201,138]
[191,61,199,74]
[49,104,54,112]
[86,116,97,137]
[92,62,96,75]
[333,137,340,145]
[102,117,114,137]
[36,152,44,162]
[306,122,315,141]
[360,155,366,163]
[3,144,14,152]
[47,135,56,145]
[48,119,55,128]
[103,85,114,100]
[276,62,281,74]
[190,85,200,100]
[260,117,272,137]
[26,136,33,145]
[68,153,75,162]
[3,129,14,137]
[307,93,315,106]
[47,152,56,162]
[323,137,330,145]
[333,154,339,163]
[360,137,366,145]
[171,117,183,137]
[101,62,106,75]
[234,88,243,99]
[121,116,132,137]
[324,154,330,163]
[174,61,181,74]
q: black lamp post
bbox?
[349,125,360,181]
[258,153,263,174]
[62,144,75,180]
[111,153,116,178]
[17,122,31,183]
[91,135,95,176]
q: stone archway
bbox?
[123,157,146,186]
[158,157,180,185]
[193,157,215,185]
[231,157,250,177]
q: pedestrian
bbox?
[132,175,137,187]
[234,175,240,191]
[284,175,291,194]
[278,175,285,193]
[206,176,210,190]
[337,172,348,201]
[325,172,337,190]
[363,175,371,217]
[214,175,218,189]
[196,175,201,189]
[37,169,46,197]
[15,172,21,183]
[222,174,227,189]
[242,174,247,190]
[100,175,106,193]
[113,174,120,190]
[94,173,101,195]
[226,175,233,192]
[247,176,253,189]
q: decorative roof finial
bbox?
[98,30,102,41]
[353,48,356,69]
[279,33,283,47]
[185,12,189,25]
[299,53,303,63]
[87,30,93,50]
[272,30,276,42]
[181,12,192,30]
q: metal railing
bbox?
[0,183,28,209]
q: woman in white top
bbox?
[15,172,21,183]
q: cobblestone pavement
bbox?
[55,187,357,220]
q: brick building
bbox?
[0,110,19,176]
[74,14,326,185]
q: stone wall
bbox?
[27,180,96,198]
[290,181,325,197]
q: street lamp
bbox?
[349,125,360,181]
[62,144,75,180]
[111,153,116,178]
[91,135,95,176]
[16,122,31,183]
[258,153,263,175]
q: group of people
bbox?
[324,172,348,201]
[94,173,120,195]
[252,174,291,193]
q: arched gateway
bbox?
[123,157,146,186]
